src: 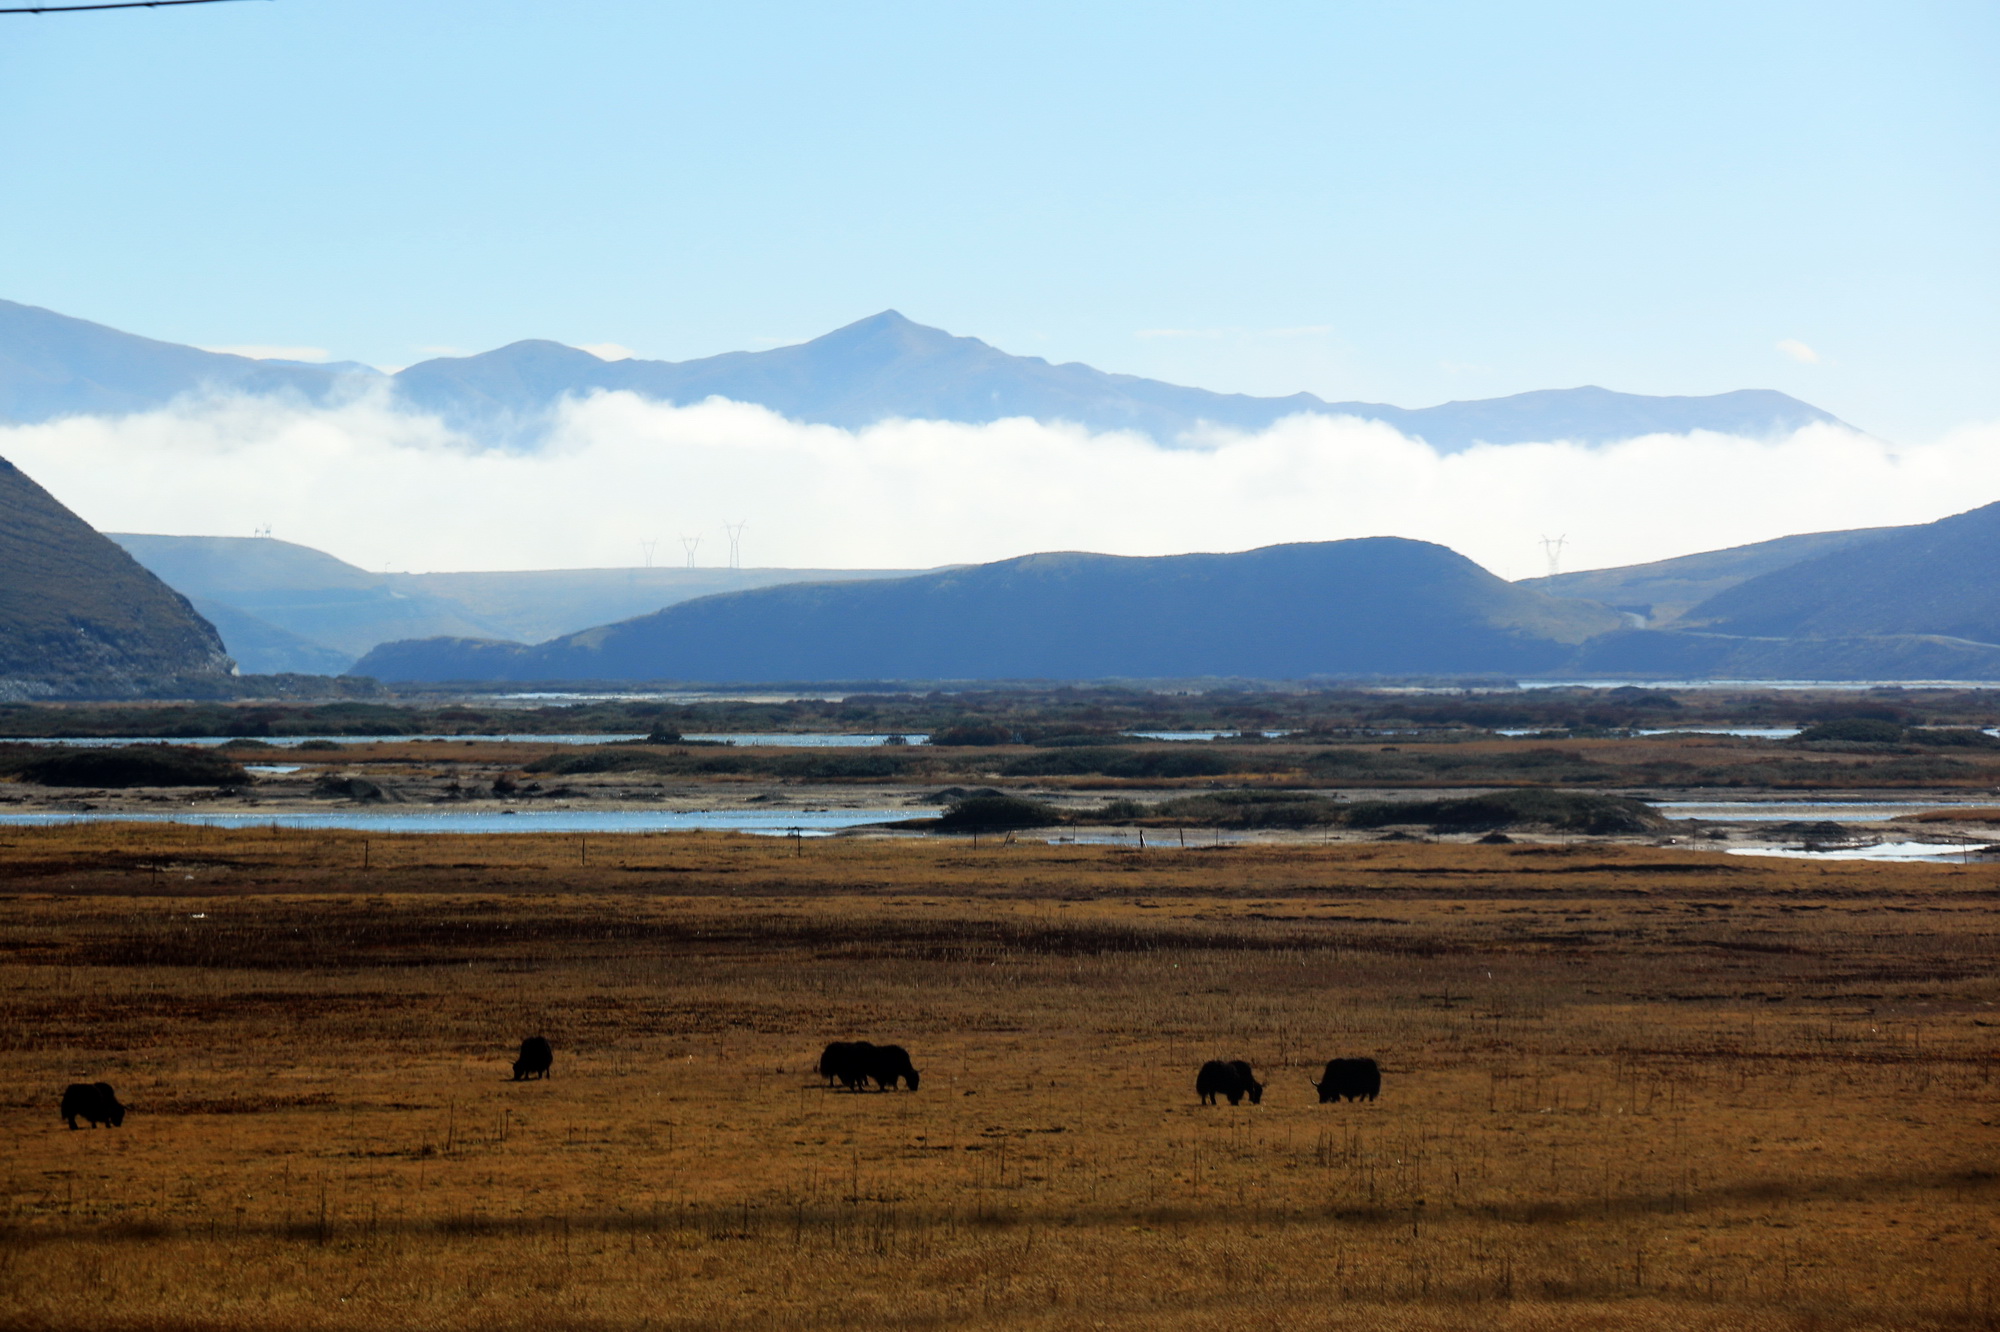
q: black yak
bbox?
[512,1036,553,1081]
[1196,1059,1263,1106]
[818,1040,870,1088]
[60,1082,124,1129]
[818,1041,919,1090]
[1312,1057,1381,1103]
[863,1043,920,1091]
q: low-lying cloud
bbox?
[3,390,1995,581]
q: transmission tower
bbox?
[639,539,659,569]
[1540,534,1568,578]
[680,535,702,569]
[723,520,747,570]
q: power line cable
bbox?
[1,0,260,13]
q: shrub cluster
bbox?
[5,745,250,788]
[529,749,917,780]
[1137,787,1664,833]
[935,795,1060,830]
[1001,747,1243,779]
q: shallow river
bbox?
[10,733,926,749]
[1653,800,1990,823]
[0,808,931,836]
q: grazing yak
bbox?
[864,1043,921,1091]
[816,1040,864,1088]
[512,1036,554,1081]
[1196,1059,1263,1106]
[818,1040,921,1091]
[1312,1057,1381,1103]
[61,1082,125,1129]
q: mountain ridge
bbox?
[2,299,1849,450]
[110,533,927,671]
[350,538,1627,684]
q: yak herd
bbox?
[60,1039,1379,1130]
[1196,1057,1381,1106]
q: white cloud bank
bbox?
[3,391,1996,582]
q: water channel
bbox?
[0,808,932,836]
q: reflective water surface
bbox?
[1655,800,1991,823]
[1728,841,1990,863]
[11,733,926,749]
[0,808,931,836]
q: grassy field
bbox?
[1,825,1996,1330]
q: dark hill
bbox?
[0,456,235,699]
[351,538,1623,684]
[1683,501,2000,644]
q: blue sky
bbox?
[1,0,1994,441]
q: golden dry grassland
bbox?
[0,825,1996,1331]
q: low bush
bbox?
[1150,789,1347,828]
[530,749,917,780]
[1907,727,2000,749]
[1141,787,1663,833]
[928,721,1017,747]
[1342,788,1666,834]
[9,745,249,788]
[1795,718,1908,745]
[936,795,1060,830]
[1002,747,1244,779]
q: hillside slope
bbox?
[352,538,1625,683]
[0,457,234,698]
[1523,525,1906,625]
[111,535,506,661]
[394,565,926,645]
[1681,501,2000,643]
[113,534,924,667]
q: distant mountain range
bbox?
[1,298,1849,450]
[7,469,1996,689]
[353,502,2000,686]
[352,540,1628,683]
[0,457,234,699]
[110,533,921,674]
[16,294,1996,691]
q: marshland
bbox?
[1,820,1994,1330]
